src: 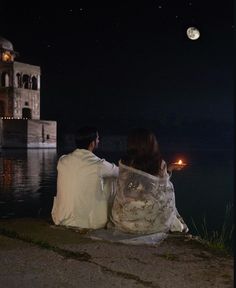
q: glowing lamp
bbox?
[173,159,187,166]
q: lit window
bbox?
[2,52,11,62]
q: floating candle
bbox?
[173,159,187,166]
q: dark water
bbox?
[0,148,234,242]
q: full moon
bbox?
[187,27,200,40]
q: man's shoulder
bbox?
[58,149,78,163]
[58,149,115,167]
[57,153,71,166]
[88,154,116,168]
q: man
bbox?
[51,126,119,229]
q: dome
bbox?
[0,36,14,51]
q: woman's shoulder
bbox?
[119,160,159,180]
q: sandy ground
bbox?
[0,218,233,288]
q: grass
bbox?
[191,203,234,253]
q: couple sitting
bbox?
[51,126,188,234]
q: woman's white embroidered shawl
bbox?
[111,161,187,234]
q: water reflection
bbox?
[0,149,57,218]
[0,148,234,237]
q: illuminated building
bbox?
[0,36,56,148]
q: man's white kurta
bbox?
[51,149,119,229]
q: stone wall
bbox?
[1,119,27,147]
[27,120,57,148]
[0,119,57,148]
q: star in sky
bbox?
[0,1,233,130]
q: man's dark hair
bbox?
[75,126,98,149]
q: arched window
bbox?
[5,74,9,87]
[16,73,22,88]
[1,72,9,87]
[2,52,12,62]
[0,101,5,116]
[22,74,30,89]
[32,76,38,90]
[22,107,32,119]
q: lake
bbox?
[0,147,233,243]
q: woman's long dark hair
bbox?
[121,128,162,176]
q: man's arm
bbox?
[99,160,119,178]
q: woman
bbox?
[110,128,188,234]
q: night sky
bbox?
[0,1,234,143]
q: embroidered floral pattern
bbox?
[111,161,188,234]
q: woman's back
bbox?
[111,161,184,234]
[110,128,188,234]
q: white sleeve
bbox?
[99,160,119,178]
